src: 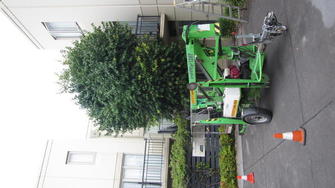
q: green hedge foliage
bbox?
[59,22,188,133]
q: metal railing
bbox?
[141,139,165,188]
[135,16,160,39]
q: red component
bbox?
[229,65,240,78]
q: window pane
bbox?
[123,155,144,182]
[66,151,96,164]
[44,22,80,32]
[122,154,162,188]
[143,185,161,188]
[123,182,142,188]
[124,155,144,168]
[123,169,143,181]
[43,22,83,39]
[52,32,83,39]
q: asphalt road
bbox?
[240,0,335,187]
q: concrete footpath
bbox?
[237,0,335,187]
[235,128,244,188]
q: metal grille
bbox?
[188,125,221,188]
[141,139,165,188]
[135,16,160,38]
[175,0,247,23]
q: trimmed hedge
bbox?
[170,116,190,188]
[219,127,238,188]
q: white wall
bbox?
[5,6,142,49]
[1,0,213,49]
[38,139,145,188]
[4,0,154,7]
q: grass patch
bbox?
[170,116,190,188]
[218,127,238,188]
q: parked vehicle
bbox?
[182,12,287,137]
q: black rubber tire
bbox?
[242,107,272,125]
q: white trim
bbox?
[114,153,124,188]
[0,1,43,48]
[36,140,53,188]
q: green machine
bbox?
[182,14,287,134]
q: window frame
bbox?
[65,151,97,165]
[42,21,83,40]
[121,154,162,188]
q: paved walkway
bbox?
[239,0,335,187]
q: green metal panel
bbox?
[183,23,269,126]
[195,117,247,125]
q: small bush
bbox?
[219,18,237,37]
[218,0,246,37]
[170,116,190,188]
[219,127,238,188]
[219,0,246,6]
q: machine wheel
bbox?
[242,107,272,125]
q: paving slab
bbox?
[241,0,335,187]
[283,0,335,120]
[242,0,304,171]
[303,102,335,188]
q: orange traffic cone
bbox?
[273,128,306,145]
[237,172,255,184]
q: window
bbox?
[120,21,137,34]
[66,151,96,165]
[42,22,83,40]
[122,154,162,188]
[122,155,144,183]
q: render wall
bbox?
[37,139,145,188]
[1,0,213,49]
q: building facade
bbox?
[35,119,176,188]
[37,137,171,188]
[0,0,214,49]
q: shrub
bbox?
[59,22,188,133]
[219,18,237,37]
[218,0,247,37]
[170,116,190,188]
[219,0,246,7]
[219,127,238,188]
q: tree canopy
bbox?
[59,22,188,133]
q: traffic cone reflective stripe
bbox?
[273,128,306,145]
[237,172,255,184]
[282,132,294,140]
